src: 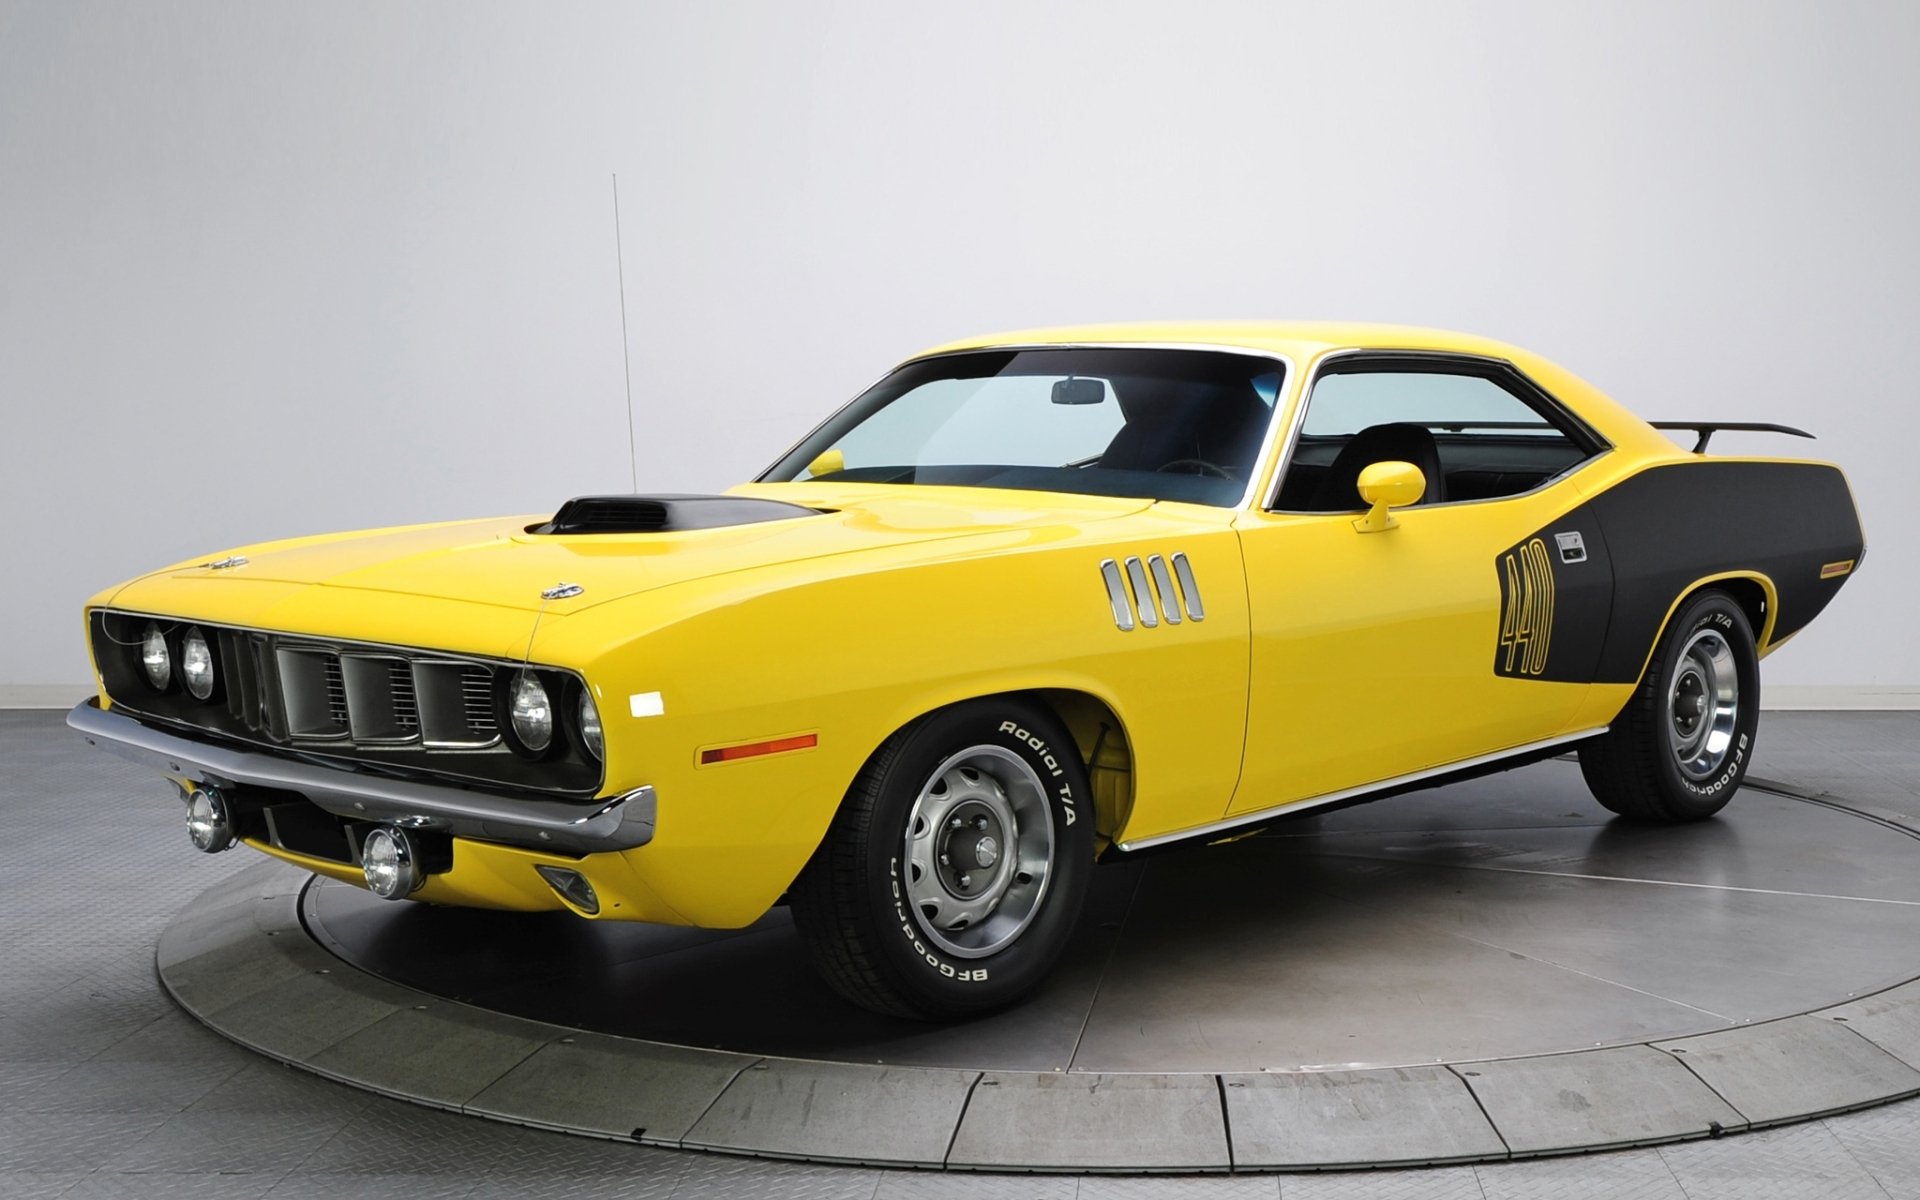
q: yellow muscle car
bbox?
[72,322,1865,1018]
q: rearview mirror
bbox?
[1353,460,1425,533]
[1051,377,1106,406]
[805,448,846,479]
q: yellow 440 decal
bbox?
[1499,538,1556,677]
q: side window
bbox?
[1273,360,1601,512]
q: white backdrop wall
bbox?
[2,0,1915,702]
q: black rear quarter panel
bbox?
[1497,460,1864,685]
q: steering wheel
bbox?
[1156,458,1234,479]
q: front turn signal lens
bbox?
[535,864,600,914]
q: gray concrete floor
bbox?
[5,708,1920,1197]
[303,754,1920,1079]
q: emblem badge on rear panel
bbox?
[1554,532,1588,564]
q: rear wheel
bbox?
[1579,588,1760,823]
[790,697,1094,1019]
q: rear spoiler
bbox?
[1649,422,1815,454]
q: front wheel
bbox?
[1579,588,1760,823]
[790,697,1094,1019]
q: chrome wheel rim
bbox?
[902,745,1055,959]
[1668,628,1740,780]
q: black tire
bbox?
[790,697,1095,1019]
[1579,588,1760,823]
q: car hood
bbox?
[118,484,1154,618]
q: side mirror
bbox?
[805,448,846,479]
[1353,460,1425,533]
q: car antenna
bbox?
[517,583,585,680]
[612,172,639,493]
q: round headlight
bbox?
[579,689,603,761]
[180,628,216,700]
[362,826,422,899]
[140,624,172,691]
[509,671,553,753]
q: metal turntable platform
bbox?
[156,759,1920,1172]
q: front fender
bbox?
[547,515,1250,927]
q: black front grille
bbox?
[461,667,497,736]
[266,646,503,749]
[218,630,285,742]
[89,610,604,797]
[389,663,420,734]
[324,657,349,729]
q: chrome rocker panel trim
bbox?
[68,699,655,856]
[1114,726,1610,852]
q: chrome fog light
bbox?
[534,864,600,914]
[578,689,603,761]
[508,671,553,753]
[185,786,234,853]
[180,628,216,700]
[141,624,172,691]
[361,826,424,899]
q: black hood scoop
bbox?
[530,494,823,535]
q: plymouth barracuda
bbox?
[71,322,1865,1017]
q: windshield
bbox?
[761,348,1284,507]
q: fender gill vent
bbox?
[1101,553,1204,630]
[534,495,823,535]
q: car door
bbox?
[1228,352,1614,817]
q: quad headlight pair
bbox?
[506,670,603,762]
[140,622,217,701]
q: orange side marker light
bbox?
[700,733,819,765]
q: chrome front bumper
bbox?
[68,699,655,855]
